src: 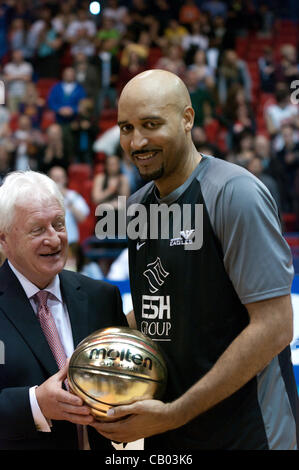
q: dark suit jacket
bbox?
[0,261,128,450]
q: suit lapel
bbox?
[0,263,89,373]
[59,270,89,349]
[0,261,59,377]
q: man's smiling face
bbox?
[117,71,194,191]
[1,196,68,288]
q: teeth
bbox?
[136,153,155,160]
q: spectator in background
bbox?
[65,8,97,57]
[233,129,255,167]
[92,155,130,271]
[184,68,215,127]
[117,49,147,95]
[120,30,151,68]
[38,123,70,174]
[246,156,281,211]
[0,2,12,61]
[232,102,256,145]
[181,20,209,53]
[155,43,186,78]
[192,126,209,149]
[128,0,153,24]
[3,49,33,113]
[48,165,90,248]
[254,134,272,170]
[265,82,299,138]
[151,0,172,36]
[255,3,275,36]
[192,125,222,158]
[11,114,45,171]
[258,46,276,94]
[48,67,86,124]
[0,144,13,185]
[35,17,63,79]
[120,1,158,52]
[102,0,128,35]
[18,82,45,129]
[73,51,100,104]
[90,38,120,115]
[187,48,215,90]
[52,2,76,39]
[95,16,121,56]
[70,98,98,164]
[163,18,189,46]
[26,6,61,60]
[276,44,299,87]
[198,11,212,38]
[92,155,130,209]
[8,18,30,59]
[0,105,11,147]
[207,14,227,70]
[274,123,299,212]
[217,49,252,105]
[201,0,228,19]
[222,83,256,150]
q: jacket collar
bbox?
[0,261,89,376]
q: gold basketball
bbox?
[67,327,167,420]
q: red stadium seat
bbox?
[147,47,163,68]
[95,151,107,164]
[98,108,118,134]
[94,163,105,174]
[40,110,56,131]
[283,213,297,233]
[9,113,20,132]
[68,163,92,191]
[78,180,97,243]
[36,78,59,101]
[77,179,93,206]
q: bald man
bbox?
[91,70,298,450]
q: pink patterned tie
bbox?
[35,290,86,449]
[35,290,68,378]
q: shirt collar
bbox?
[8,260,63,302]
[154,158,204,205]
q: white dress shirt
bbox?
[8,261,74,432]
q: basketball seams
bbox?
[69,365,165,383]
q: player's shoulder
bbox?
[200,154,254,183]
[199,155,268,198]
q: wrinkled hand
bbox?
[35,362,94,425]
[91,399,177,443]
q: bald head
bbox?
[117,69,199,196]
[119,69,192,113]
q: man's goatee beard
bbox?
[139,166,164,182]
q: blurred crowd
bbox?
[0,0,299,276]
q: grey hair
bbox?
[0,170,65,233]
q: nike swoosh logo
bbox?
[136,241,146,251]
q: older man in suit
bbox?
[0,170,128,450]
